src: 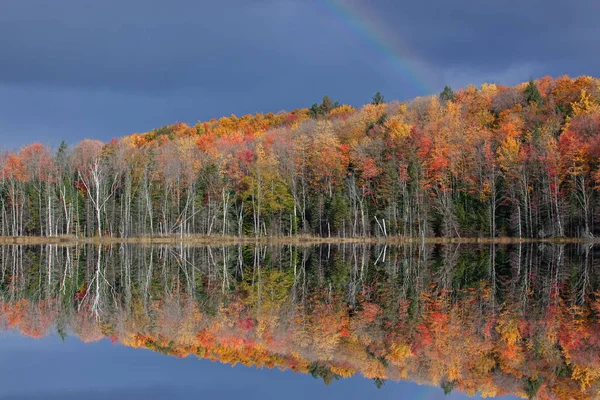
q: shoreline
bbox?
[0,235,598,246]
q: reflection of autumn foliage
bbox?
[1,244,600,399]
[73,309,105,343]
[2,299,57,339]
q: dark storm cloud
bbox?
[0,0,314,93]
[368,0,600,70]
[0,0,599,147]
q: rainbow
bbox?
[313,0,434,95]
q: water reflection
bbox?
[0,243,598,398]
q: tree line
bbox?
[2,75,600,238]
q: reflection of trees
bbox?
[1,243,600,398]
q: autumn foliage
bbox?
[2,76,600,238]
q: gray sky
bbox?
[1,0,599,148]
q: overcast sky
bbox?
[1,0,599,148]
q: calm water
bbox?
[1,243,597,399]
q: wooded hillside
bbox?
[2,76,600,238]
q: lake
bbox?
[0,242,597,399]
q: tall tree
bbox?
[524,78,542,105]
[72,140,118,237]
[439,86,455,103]
[372,92,385,105]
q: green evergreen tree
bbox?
[308,103,320,118]
[55,140,70,174]
[372,91,384,105]
[309,96,340,118]
[373,377,386,388]
[320,95,337,115]
[524,377,542,399]
[441,379,457,395]
[440,85,455,102]
[56,140,68,156]
[308,362,341,385]
[524,78,542,105]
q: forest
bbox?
[2,75,600,239]
[1,243,599,399]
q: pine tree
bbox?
[320,95,337,114]
[440,85,455,103]
[308,103,320,118]
[309,96,340,118]
[524,78,542,105]
[372,92,384,105]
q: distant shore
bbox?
[0,235,598,246]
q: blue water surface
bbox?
[0,333,517,399]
